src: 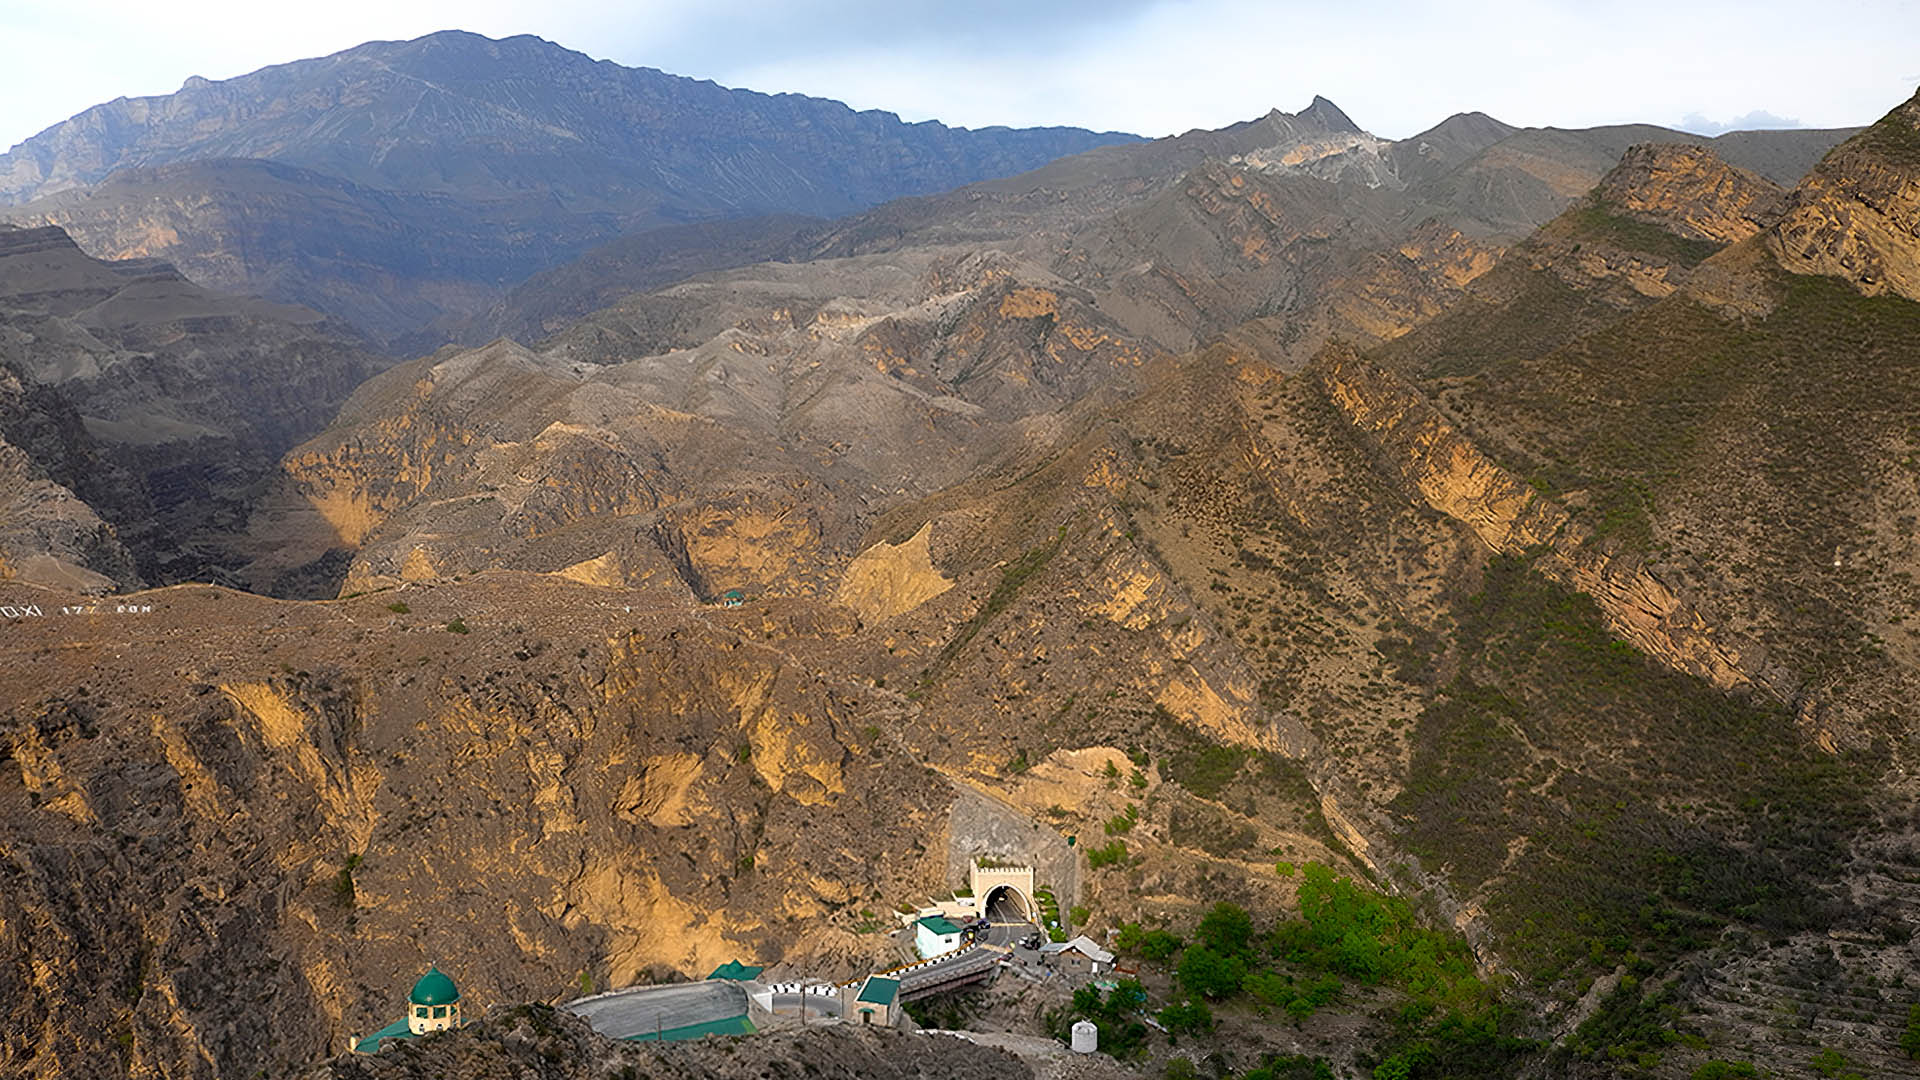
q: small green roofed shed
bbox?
[917,915,962,935]
[857,975,900,1006]
[706,959,764,981]
[409,967,460,1007]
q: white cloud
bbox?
[1677,110,1806,136]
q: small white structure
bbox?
[915,915,965,958]
[1071,1019,1098,1054]
[902,895,981,927]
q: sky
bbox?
[3,0,1916,151]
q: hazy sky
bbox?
[3,1,1915,150]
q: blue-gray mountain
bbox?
[0,30,1137,349]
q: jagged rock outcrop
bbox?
[1771,87,1920,302]
[1593,142,1787,243]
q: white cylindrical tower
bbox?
[1070,1020,1098,1054]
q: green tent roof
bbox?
[622,1014,756,1042]
[409,967,460,1006]
[706,959,764,981]
[353,1017,414,1054]
[917,915,963,935]
[856,976,900,1005]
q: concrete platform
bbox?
[562,980,753,1041]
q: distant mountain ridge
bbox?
[0,30,1138,213]
[0,30,1138,348]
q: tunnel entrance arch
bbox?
[983,883,1034,923]
[970,861,1038,925]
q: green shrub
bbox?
[1158,998,1215,1036]
[387,601,410,614]
[1903,1002,1920,1059]
[1691,1062,1759,1080]
[331,854,361,909]
[1811,1048,1866,1080]
[444,616,469,634]
[1166,743,1246,799]
[1177,945,1247,1000]
[1195,902,1253,957]
[1087,840,1129,868]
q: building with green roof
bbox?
[914,915,964,958]
[705,959,764,981]
[842,974,900,1027]
[351,967,464,1054]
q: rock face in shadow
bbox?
[0,224,385,586]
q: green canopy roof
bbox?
[409,967,460,1006]
[706,959,764,981]
[917,915,963,935]
[353,1017,414,1054]
[622,1014,757,1042]
[857,976,900,1005]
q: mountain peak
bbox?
[1299,95,1362,135]
[1770,86,1920,301]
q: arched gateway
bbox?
[970,861,1036,923]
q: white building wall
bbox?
[915,923,962,958]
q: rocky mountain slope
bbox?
[0,30,1137,348]
[2,53,1914,1080]
[0,223,385,588]
[306,1010,1043,1080]
[471,99,1852,371]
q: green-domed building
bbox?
[351,967,464,1054]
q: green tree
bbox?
[1158,998,1215,1036]
[1691,1062,1758,1080]
[1178,945,1247,1000]
[1141,929,1183,962]
[1903,1002,1920,1060]
[1195,901,1253,957]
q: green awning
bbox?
[856,976,900,1005]
[621,1014,757,1042]
[705,960,764,981]
[353,1017,414,1054]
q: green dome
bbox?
[408,967,460,1006]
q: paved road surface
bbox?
[768,991,841,1018]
